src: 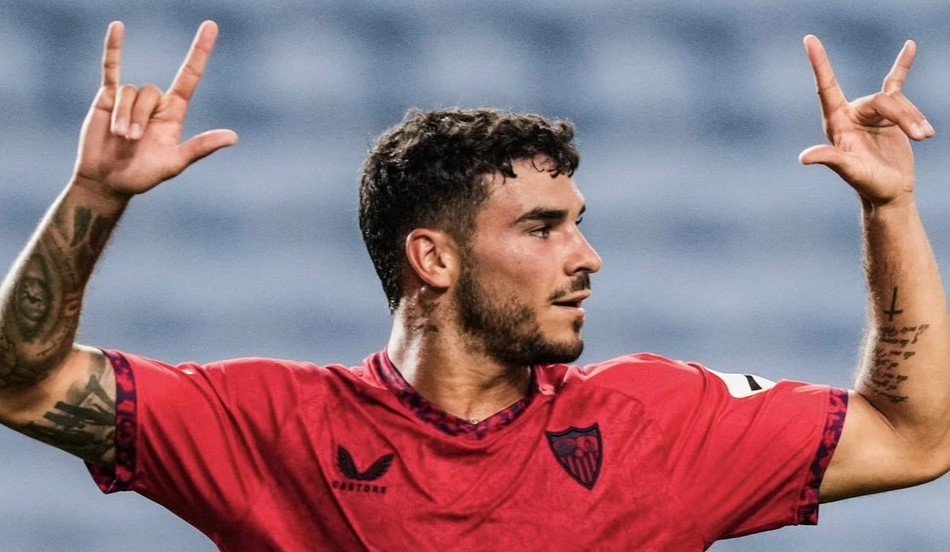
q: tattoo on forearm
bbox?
[70,207,93,248]
[89,215,112,254]
[16,357,116,465]
[863,287,929,404]
[0,201,117,389]
[0,328,19,378]
[14,254,54,339]
[884,286,904,321]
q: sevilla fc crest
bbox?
[546,424,603,490]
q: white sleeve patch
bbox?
[706,369,777,398]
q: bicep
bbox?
[820,390,938,502]
[0,345,116,466]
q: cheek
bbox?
[471,239,556,301]
[475,244,527,279]
[494,258,544,293]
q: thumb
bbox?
[798,144,844,169]
[179,129,239,167]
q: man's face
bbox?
[454,158,603,366]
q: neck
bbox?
[387,298,532,424]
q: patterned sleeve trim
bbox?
[87,350,138,494]
[797,387,849,524]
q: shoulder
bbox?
[579,353,700,380]
[111,350,375,405]
[552,352,780,404]
[569,352,710,393]
[202,356,347,382]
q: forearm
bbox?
[857,197,950,445]
[0,177,127,390]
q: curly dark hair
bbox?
[359,108,579,311]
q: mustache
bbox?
[549,273,591,301]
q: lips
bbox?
[552,290,591,308]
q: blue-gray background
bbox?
[1,1,948,550]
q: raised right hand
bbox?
[73,21,238,198]
[798,36,934,209]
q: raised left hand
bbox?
[799,35,935,208]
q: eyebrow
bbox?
[513,204,586,225]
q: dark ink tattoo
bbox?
[89,215,112,254]
[859,285,931,403]
[0,200,117,389]
[13,256,53,339]
[884,286,903,321]
[409,299,441,333]
[71,207,92,247]
[0,327,18,375]
[17,365,116,465]
[864,304,929,404]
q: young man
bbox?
[0,20,947,550]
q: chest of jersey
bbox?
[221,382,706,551]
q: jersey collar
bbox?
[372,350,538,440]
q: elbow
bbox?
[913,458,950,486]
[904,429,950,484]
[0,357,58,392]
[912,453,949,484]
[926,418,950,480]
[928,444,950,482]
[0,360,60,426]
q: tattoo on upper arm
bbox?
[16,353,116,466]
[0,202,116,389]
[863,287,929,404]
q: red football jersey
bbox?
[89,349,847,551]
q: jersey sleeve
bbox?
[86,350,308,542]
[585,354,848,543]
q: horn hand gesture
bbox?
[73,21,238,199]
[799,35,934,209]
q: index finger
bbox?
[167,21,219,105]
[101,21,124,88]
[882,40,916,94]
[804,35,848,117]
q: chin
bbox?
[530,335,585,365]
[533,323,585,362]
[557,340,585,364]
[487,331,583,366]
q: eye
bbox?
[576,216,584,225]
[530,226,551,238]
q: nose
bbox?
[568,229,603,275]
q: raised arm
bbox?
[0,21,236,466]
[797,36,950,501]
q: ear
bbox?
[404,228,459,290]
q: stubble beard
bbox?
[455,258,584,367]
